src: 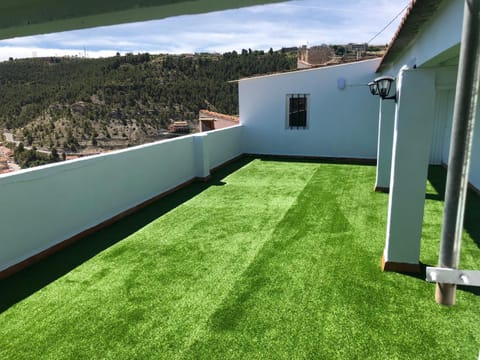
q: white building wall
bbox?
[431,68,480,191]
[433,68,457,166]
[431,96,480,192]
[239,59,381,159]
[430,90,450,165]
[436,90,480,191]
[375,99,395,190]
[442,92,455,164]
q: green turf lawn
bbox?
[0,158,479,359]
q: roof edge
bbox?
[377,0,445,73]
[233,58,381,83]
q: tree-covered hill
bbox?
[0,49,296,156]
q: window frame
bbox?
[286,94,310,129]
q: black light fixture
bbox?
[368,76,396,101]
[368,81,378,96]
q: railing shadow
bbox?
[0,156,252,313]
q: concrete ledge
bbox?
[381,254,421,274]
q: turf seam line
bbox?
[178,165,320,355]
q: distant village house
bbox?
[297,45,334,68]
[298,43,373,69]
[168,121,190,133]
[198,110,239,132]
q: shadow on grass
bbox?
[399,262,480,296]
[383,167,479,297]
[428,165,480,250]
[0,156,253,314]
[424,166,480,296]
[257,155,377,166]
[400,262,431,283]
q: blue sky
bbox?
[0,0,410,61]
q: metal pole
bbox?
[436,0,480,306]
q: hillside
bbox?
[0,49,296,167]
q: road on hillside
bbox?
[2,132,51,155]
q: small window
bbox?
[287,94,309,128]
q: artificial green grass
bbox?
[0,158,479,359]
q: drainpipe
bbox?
[435,0,480,306]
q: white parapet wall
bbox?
[205,125,244,169]
[0,125,243,273]
[239,58,381,159]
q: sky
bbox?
[0,0,411,61]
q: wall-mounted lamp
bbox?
[368,81,378,95]
[368,76,396,101]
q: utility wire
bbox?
[367,3,410,44]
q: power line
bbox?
[367,3,410,44]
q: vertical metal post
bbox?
[436,0,480,306]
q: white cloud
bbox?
[0,46,117,61]
[0,0,411,61]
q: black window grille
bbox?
[288,95,307,128]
